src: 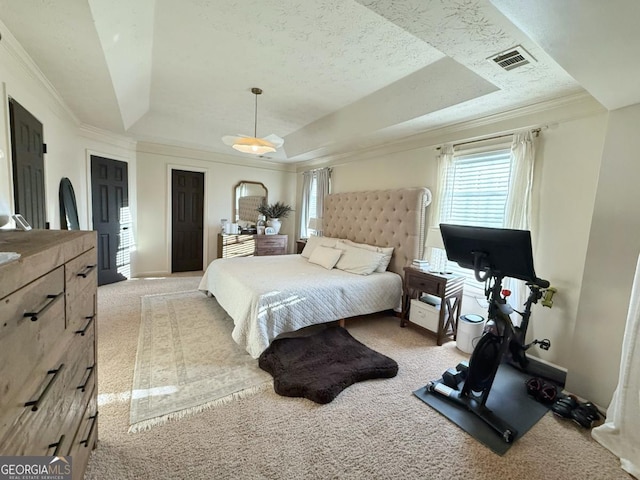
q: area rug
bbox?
[129,290,271,432]
[258,326,398,404]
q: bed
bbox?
[199,187,432,358]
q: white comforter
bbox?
[198,254,402,358]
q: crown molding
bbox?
[136,141,296,173]
[0,19,79,125]
[78,123,137,150]
[294,91,606,172]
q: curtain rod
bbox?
[301,166,332,174]
[437,127,542,150]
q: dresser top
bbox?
[0,229,96,299]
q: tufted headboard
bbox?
[322,187,432,277]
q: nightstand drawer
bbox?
[409,299,440,332]
[405,270,442,295]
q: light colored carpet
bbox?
[86,276,631,480]
[129,291,271,432]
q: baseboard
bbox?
[510,355,567,387]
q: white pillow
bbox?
[334,241,385,275]
[308,246,342,270]
[341,239,394,273]
[300,236,339,258]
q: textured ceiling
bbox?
[0,0,637,163]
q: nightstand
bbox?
[401,267,464,345]
[296,239,307,254]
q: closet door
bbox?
[10,98,46,229]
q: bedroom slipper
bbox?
[525,377,558,404]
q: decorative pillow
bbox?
[308,246,342,270]
[300,236,339,258]
[341,239,394,273]
[334,241,385,275]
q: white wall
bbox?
[135,143,296,276]
[0,24,136,233]
[567,102,640,407]
[296,101,612,403]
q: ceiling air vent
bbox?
[489,45,536,71]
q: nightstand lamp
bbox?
[426,226,448,274]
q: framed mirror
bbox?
[59,177,80,230]
[233,181,267,225]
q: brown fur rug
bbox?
[258,326,398,404]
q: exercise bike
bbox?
[425,224,556,443]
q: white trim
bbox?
[1,81,16,218]
[294,92,605,171]
[165,164,209,274]
[140,141,295,173]
[0,18,79,126]
[79,123,137,150]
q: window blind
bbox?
[438,148,512,286]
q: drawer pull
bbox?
[48,435,65,456]
[25,364,64,411]
[77,364,95,392]
[75,315,95,336]
[77,264,97,278]
[23,292,63,321]
[81,413,99,447]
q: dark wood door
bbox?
[9,98,46,229]
[172,169,204,272]
[91,156,130,285]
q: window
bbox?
[434,148,512,287]
[307,176,319,234]
[300,168,331,238]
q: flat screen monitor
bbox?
[439,224,538,282]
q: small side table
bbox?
[401,267,464,345]
[296,239,307,254]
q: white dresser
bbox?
[0,230,98,480]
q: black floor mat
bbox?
[414,363,550,455]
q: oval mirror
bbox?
[233,181,268,225]
[59,177,80,230]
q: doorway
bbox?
[171,169,204,272]
[91,155,131,285]
[9,98,46,229]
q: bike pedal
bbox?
[538,339,551,350]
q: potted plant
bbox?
[257,201,293,234]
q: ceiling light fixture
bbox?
[222,87,283,155]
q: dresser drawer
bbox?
[0,328,96,456]
[0,360,71,455]
[255,235,287,256]
[67,287,96,334]
[65,248,97,298]
[68,389,98,480]
[0,267,66,424]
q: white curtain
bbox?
[315,168,331,230]
[503,130,537,316]
[591,254,640,478]
[299,168,331,238]
[427,144,454,264]
[300,171,313,239]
